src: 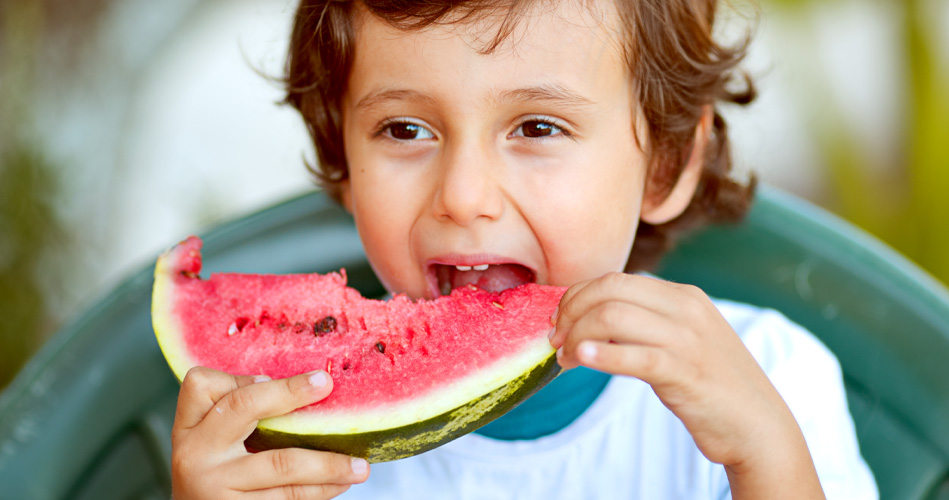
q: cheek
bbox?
[346,144,414,242]
[352,201,416,295]
[348,169,404,272]
[348,165,432,297]
[563,189,640,267]
[540,154,644,281]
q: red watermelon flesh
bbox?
[152,236,565,460]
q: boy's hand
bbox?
[549,273,824,499]
[171,367,370,500]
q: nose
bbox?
[432,139,505,226]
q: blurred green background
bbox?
[0,0,947,390]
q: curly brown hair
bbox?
[284,0,757,272]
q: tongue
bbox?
[442,264,534,294]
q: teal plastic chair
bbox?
[1,187,947,499]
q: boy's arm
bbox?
[722,418,825,499]
[550,273,825,500]
[171,367,369,500]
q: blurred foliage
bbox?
[0,0,75,388]
[767,0,949,287]
[901,0,949,283]
[0,147,69,388]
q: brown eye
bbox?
[515,120,565,138]
[386,122,434,140]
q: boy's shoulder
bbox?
[712,297,879,499]
[712,297,842,378]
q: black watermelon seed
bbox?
[375,342,386,354]
[314,316,337,336]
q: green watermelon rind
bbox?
[151,237,564,463]
[247,352,560,462]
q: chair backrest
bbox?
[1,187,947,499]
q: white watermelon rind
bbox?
[151,243,202,382]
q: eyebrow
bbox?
[495,85,595,111]
[353,84,595,113]
[353,89,437,113]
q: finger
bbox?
[551,273,689,347]
[175,366,268,430]
[551,273,642,347]
[565,299,675,347]
[550,276,597,326]
[233,449,370,491]
[196,370,333,446]
[571,340,674,383]
[243,484,351,500]
[555,303,676,371]
[552,277,596,322]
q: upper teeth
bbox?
[456,264,489,271]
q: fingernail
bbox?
[579,342,597,362]
[556,346,563,360]
[549,307,558,327]
[351,457,368,475]
[308,370,328,388]
[253,375,271,383]
[547,327,556,341]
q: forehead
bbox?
[365,0,627,51]
[346,0,630,104]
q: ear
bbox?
[339,179,354,213]
[641,106,712,225]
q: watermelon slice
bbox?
[151,236,563,462]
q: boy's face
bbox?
[340,0,653,299]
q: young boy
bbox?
[169,0,878,498]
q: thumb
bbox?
[201,370,334,446]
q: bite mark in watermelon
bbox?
[151,236,564,462]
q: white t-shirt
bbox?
[341,299,878,499]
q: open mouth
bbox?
[431,263,536,296]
